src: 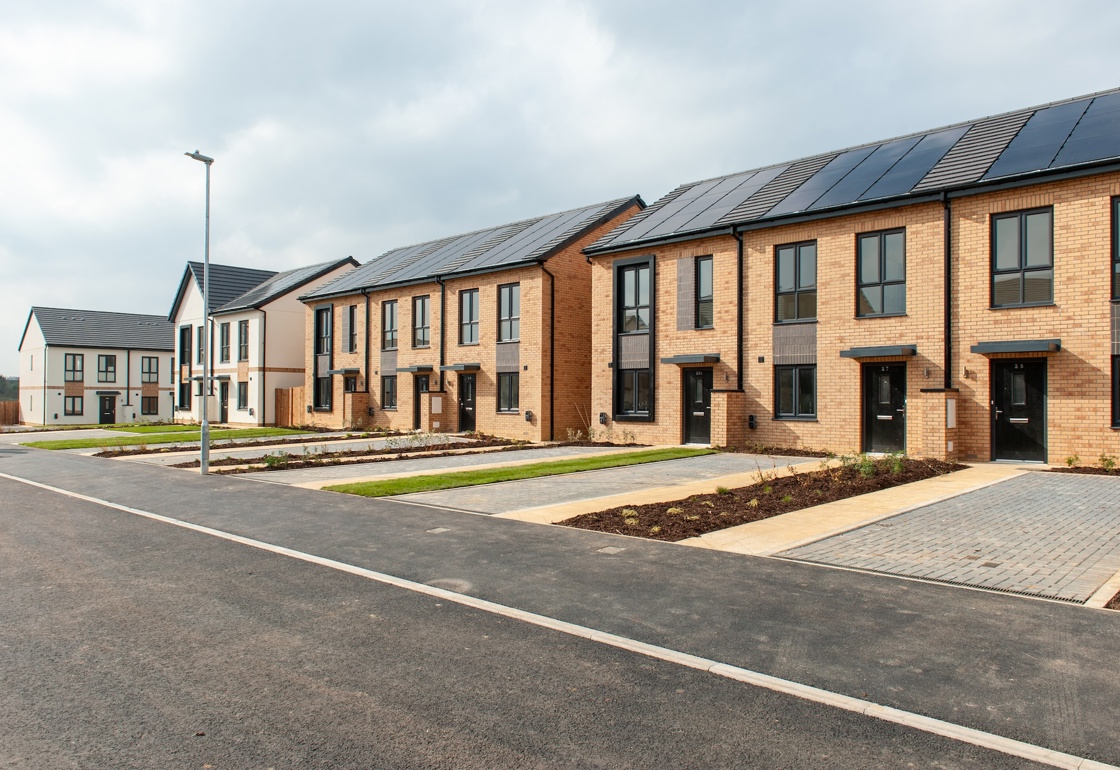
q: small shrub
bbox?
[762,485,772,495]
[623,516,639,526]
[716,485,730,495]
[780,494,793,503]
[666,507,683,515]
[1099,453,1117,472]
[649,525,661,534]
[747,498,759,508]
[621,508,638,517]
[1065,454,1080,468]
[685,515,700,521]
[858,454,876,478]
[890,452,905,474]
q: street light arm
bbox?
[185,150,214,164]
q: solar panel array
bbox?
[588,88,1120,254]
[304,196,640,299]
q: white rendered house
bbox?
[18,307,174,426]
[168,258,358,425]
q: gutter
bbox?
[730,227,744,391]
[942,192,953,390]
[260,309,267,425]
[539,262,556,440]
[435,277,446,391]
[124,349,131,407]
[362,289,371,393]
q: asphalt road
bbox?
[2,444,1117,768]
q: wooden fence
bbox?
[0,401,19,425]
[274,386,304,428]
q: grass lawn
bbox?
[325,447,714,497]
[23,427,304,450]
[103,424,200,434]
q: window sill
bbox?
[313,407,333,413]
[413,344,431,350]
[773,318,818,326]
[693,325,715,331]
[989,302,1056,310]
[458,342,480,347]
[612,413,654,422]
[497,339,520,344]
[381,347,399,353]
[497,409,520,415]
[382,407,397,412]
[856,313,907,320]
[773,416,818,422]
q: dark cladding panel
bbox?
[1051,91,1120,168]
[859,125,970,201]
[983,99,1090,179]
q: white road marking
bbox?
[2,470,1114,770]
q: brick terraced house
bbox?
[169,258,357,425]
[18,307,174,426]
[299,196,644,441]
[584,88,1120,463]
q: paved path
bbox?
[780,472,1120,603]
[397,453,817,515]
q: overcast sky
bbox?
[3,0,1120,376]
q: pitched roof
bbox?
[214,257,359,314]
[586,87,1120,255]
[302,196,643,301]
[22,307,173,351]
[168,261,278,319]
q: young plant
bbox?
[1065,454,1080,468]
[1099,453,1117,472]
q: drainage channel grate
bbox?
[775,556,1086,604]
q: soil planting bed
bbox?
[94,430,404,458]
[561,457,964,542]
[1046,466,1120,477]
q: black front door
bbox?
[863,364,906,453]
[413,375,429,430]
[458,374,476,432]
[992,359,1046,462]
[683,368,712,444]
[99,396,115,425]
[219,381,229,424]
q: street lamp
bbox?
[185,150,214,475]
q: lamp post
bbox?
[185,150,214,475]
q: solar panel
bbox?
[807,136,920,210]
[859,125,970,200]
[911,112,1029,191]
[720,154,837,222]
[637,172,759,239]
[766,146,876,217]
[1051,91,1120,168]
[983,98,1090,179]
[684,165,790,230]
[617,178,724,243]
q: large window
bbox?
[97,354,116,383]
[237,382,248,410]
[498,283,520,342]
[64,396,83,416]
[197,326,205,365]
[696,257,713,328]
[857,229,906,317]
[776,241,817,321]
[219,323,231,362]
[313,307,332,410]
[178,326,192,409]
[381,375,397,410]
[776,365,816,419]
[619,264,650,332]
[460,289,479,344]
[141,356,159,383]
[992,208,1053,307]
[347,305,358,353]
[618,370,651,416]
[141,396,158,415]
[413,295,430,348]
[64,353,84,382]
[1112,197,1119,299]
[498,372,519,412]
[238,320,249,362]
[381,300,398,350]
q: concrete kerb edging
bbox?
[1085,568,1120,609]
[1,470,1113,770]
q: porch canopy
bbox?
[839,344,917,359]
[969,339,1061,355]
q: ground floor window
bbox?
[381,376,397,409]
[141,396,159,415]
[498,372,519,412]
[617,369,652,416]
[1113,356,1120,427]
[237,382,248,409]
[64,396,83,416]
[314,376,332,410]
[776,365,816,418]
[344,376,357,393]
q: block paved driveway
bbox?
[780,471,1120,603]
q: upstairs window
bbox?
[857,229,906,317]
[991,208,1053,307]
[64,353,84,382]
[1112,197,1119,299]
[498,283,520,342]
[219,323,231,363]
[460,289,479,344]
[381,300,398,350]
[197,326,205,365]
[695,257,713,328]
[315,308,332,355]
[97,354,116,383]
[776,241,817,321]
[238,320,249,361]
[347,305,358,353]
[413,296,430,348]
[141,356,159,383]
[619,264,650,332]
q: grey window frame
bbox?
[237,381,248,409]
[347,305,358,353]
[617,369,652,416]
[141,396,158,415]
[219,322,231,362]
[64,395,83,416]
[64,353,84,382]
[695,256,713,329]
[141,356,158,383]
[498,283,520,342]
[775,365,816,419]
[381,300,398,351]
[991,207,1054,308]
[381,375,397,410]
[97,354,116,383]
[237,320,249,362]
[412,295,430,348]
[856,228,906,317]
[197,326,205,365]
[775,240,817,322]
[497,372,519,412]
[619,263,651,333]
[459,288,479,345]
[313,306,333,410]
[1112,197,1119,300]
